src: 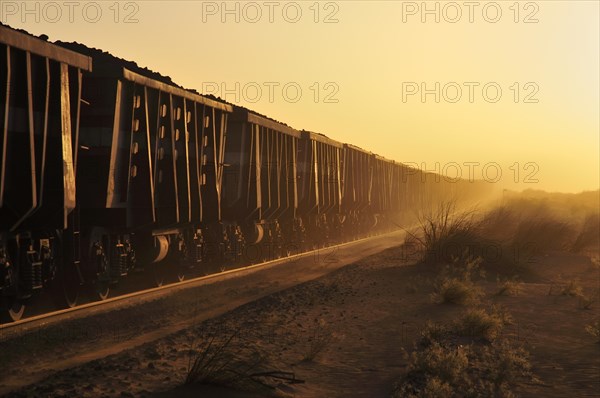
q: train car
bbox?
[372,154,397,231]
[391,162,412,225]
[0,26,92,321]
[341,144,374,238]
[297,131,343,247]
[61,43,233,297]
[222,107,301,261]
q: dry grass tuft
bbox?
[547,277,585,298]
[579,296,594,310]
[495,276,521,296]
[302,318,335,362]
[431,257,484,305]
[585,320,600,343]
[453,308,505,342]
[560,280,584,297]
[405,201,483,265]
[184,325,301,391]
[578,290,598,310]
[185,329,259,387]
[432,278,482,306]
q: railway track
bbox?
[0,230,405,335]
[0,230,407,395]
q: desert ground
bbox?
[1,191,599,397]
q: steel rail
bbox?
[0,230,402,332]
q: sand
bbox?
[2,245,599,397]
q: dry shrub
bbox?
[478,198,596,269]
[513,218,576,254]
[473,340,532,392]
[411,342,469,382]
[420,377,453,398]
[405,200,547,272]
[417,321,452,349]
[393,311,531,398]
[393,340,531,398]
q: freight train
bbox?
[0,25,492,322]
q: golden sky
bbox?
[4,0,598,192]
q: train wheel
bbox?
[53,262,80,308]
[8,300,25,321]
[62,275,79,308]
[152,264,167,287]
[94,279,110,301]
[176,268,186,282]
[1,297,25,323]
